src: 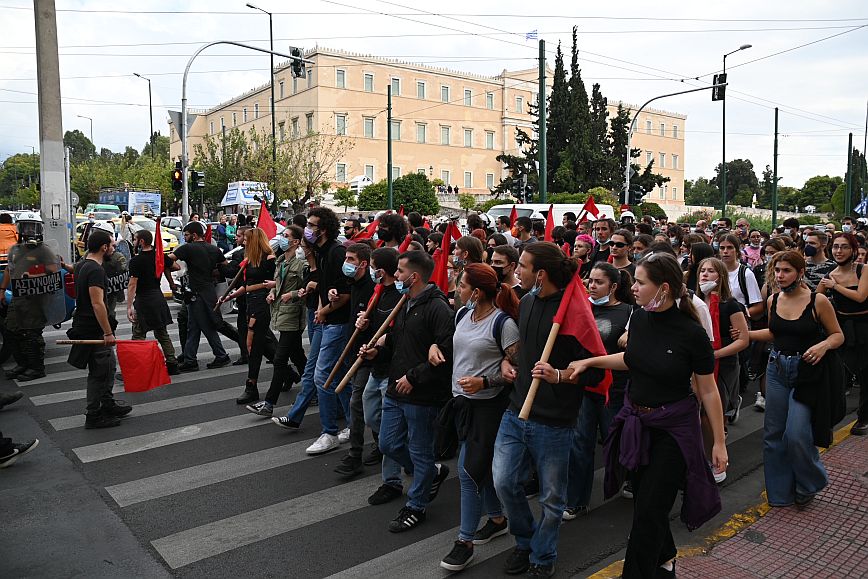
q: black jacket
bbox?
[382,284,455,406]
[315,239,350,325]
[508,290,604,427]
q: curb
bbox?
[587,419,857,579]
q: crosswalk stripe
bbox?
[72,404,293,463]
[150,470,458,570]
[31,384,125,406]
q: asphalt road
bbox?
[0,301,861,578]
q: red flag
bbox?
[709,293,722,382]
[154,217,164,280]
[562,242,572,257]
[353,219,379,240]
[580,196,600,222]
[432,221,460,293]
[398,233,413,252]
[422,217,431,230]
[398,205,404,217]
[204,223,212,243]
[367,283,385,308]
[544,204,554,242]
[116,340,171,392]
[554,273,612,399]
[509,204,518,226]
[258,200,277,239]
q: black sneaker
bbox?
[440,540,474,572]
[504,547,531,575]
[271,416,300,430]
[368,483,402,505]
[428,463,450,502]
[562,506,589,521]
[105,403,133,418]
[12,438,38,458]
[0,390,23,410]
[472,517,509,545]
[232,357,249,366]
[178,361,199,373]
[85,413,121,429]
[334,454,364,477]
[166,363,180,376]
[527,563,555,577]
[0,449,19,468]
[363,444,383,466]
[388,506,426,533]
[4,365,26,379]
[15,369,45,382]
[206,355,231,369]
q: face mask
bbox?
[643,287,665,312]
[395,275,414,295]
[377,229,393,242]
[342,261,358,278]
[589,294,610,306]
[750,242,760,248]
[843,224,852,233]
[492,265,506,283]
[465,292,477,311]
[802,233,809,242]
[277,236,290,251]
[370,267,383,283]
[295,248,306,260]
[783,228,792,236]
[453,256,465,267]
[780,279,800,293]
[632,252,642,261]
[670,237,678,246]
[700,280,718,294]
[764,254,773,264]
[528,274,542,297]
[304,227,317,243]
[88,217,94,223]
[712,242,720,251]
[804,244,818,257]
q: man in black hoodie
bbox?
[492,242,603,577]
[361,250,455,533]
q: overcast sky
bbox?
[1,0,867,188]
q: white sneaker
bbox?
[337,427,351,444]
[306,433,339,455]
[754,392,766,412]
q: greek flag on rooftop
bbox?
[526,30,538,41]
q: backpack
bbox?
[455,306,510,356]
[736,263,750,306]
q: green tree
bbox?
[64,130,95,164]
[458,193,476,216]
[333,186,356,212]
[546,41,570,192]
[844,148,867,214]
[587,82,611,187]
[758,164,781,208]
[710,159,759,206]
[0,153,40,198]
[798,175,843,211]
[557,26,593,193]
[684,177,719,206]
[606,103,633,191]
[141,132,170,161]
[357,173,439,215]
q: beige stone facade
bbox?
[169,47,685,204]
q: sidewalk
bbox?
[676,424,867,578]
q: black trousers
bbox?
[247,309,277,382]
[349,367,372,458]
[622,428,686,579]
[177,301,241,355]
[264,330,308,404]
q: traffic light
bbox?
[511,178,523,199]
[171,161,182,192]
[189,169,205,189]
[628,187,646,206]
[289,47,306,79]
[712,73,727,101]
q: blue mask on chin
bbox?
[589,295,610,306]
[395,276,414,295]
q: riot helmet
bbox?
[16,211,44,246]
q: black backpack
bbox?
[455,306,510,356]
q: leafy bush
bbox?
[357,173,439,215]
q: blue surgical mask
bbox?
[453,256,465,267]
[632,252,642,261]
[589,295,610,306]
[843,224,852,233]
[465,298,477,311]
[528,274,542,297]
[395,275,414,295]
[370,267,383,283]
[277,236,290,251]
[342,261,358,278]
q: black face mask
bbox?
[492,265,506,283]
[377,229,393,242]
[804,245,818,258]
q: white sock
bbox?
[660,560,674,571]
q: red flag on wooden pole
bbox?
[353,219,379,240]
[116,340,171,392]
[257,200,277,239]
[432,221,460,293]
[544,204,554,242]
[509,204,518,225]
[154,217,164,279]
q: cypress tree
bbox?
[546,42,570,193]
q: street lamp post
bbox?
[133,73,154,159]
[77,114,93,146]
[721,44,752,219]
[246,3,277,213]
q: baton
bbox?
[334,294,407,394]
[56,339,111,345]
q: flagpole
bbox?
[518,321,561,420]
[322,288,382,390]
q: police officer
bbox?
[92,221,128,326]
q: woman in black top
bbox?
[222,228,277,404]
[569,253,726,579]
[818,233,868,435]
[748,251,843,507]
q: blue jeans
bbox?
[314,323,352,436]
[566,393,622,509]
[285,310,322,425]
[363,374,402,489]
[764,351,828,506]
[379,396,439,511]
[492,410,572,566]
[458,441,503,542]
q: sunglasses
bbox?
[611,241,629,248]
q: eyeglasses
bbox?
[831,244,852,251]
[308,221,321,229]
[611,241,629,248]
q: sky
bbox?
[1,0,867,189]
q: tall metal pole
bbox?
[538,39,547,204]
[246,4,277,212]
[77,114,93,147]
[862,100,867,207]
[721,54,727,218]
[134,74,154,159]
[772,107,779,229]
[387,85,393,211]
[846,132,853,216]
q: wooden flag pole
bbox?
[322,290,382,390]
[56,339,110,345]
[215,265,245,312]
[334,294,407,394]
[518,321,562,420]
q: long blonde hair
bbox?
[245,227,273,267]
[696,257,733,301]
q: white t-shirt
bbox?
[728,265,762,308]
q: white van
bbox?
[486,203,615,225]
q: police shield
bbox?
[6,240,66,328]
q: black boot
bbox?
[236,380,259,405]
[5,365,26,380]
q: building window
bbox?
[363,117,375,138]
[278,122,285,141]
[464,89,472,106]
[673,125,679,139]
[532,92,538,106]
[672,186,678,200]
[659,186,665,200]
[646,151,653,165]
[390,120,401,140]
[336,163,347,183]
[364,73,374,92]
[440,125,451,145]
[390,77,400,96]
[464,129,472,148]
[441,85,450,103]
[365,164,374,181]
[336,69,346,89]
[417,168,426,175]
[254,103,259,119]
[209,121,214,135]
[486,173,494,189]
[659,152,665,168]
[232,112,237,127]
[279,80,284,99]
[416,81,425,99]
[291,117,299,138]
[515,95,524,113]
[672,154,679,170]
[392,166,401,179]
[306,69,313,88]
[306,113,313,134]
[441,170,451,184]
[292,77,298,94]
[416,123,426,144]
[646,119,652,134]
[336,114,347,136]
[660,122,665,136]
[243,107,248,123]
[464,171,472,188]
[486,92,494,110]
[485,131,495,150]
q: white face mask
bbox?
[700,280,718,294]
[295,248,305,260]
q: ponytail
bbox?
[678,286,701,325]
[495,282,520,321]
